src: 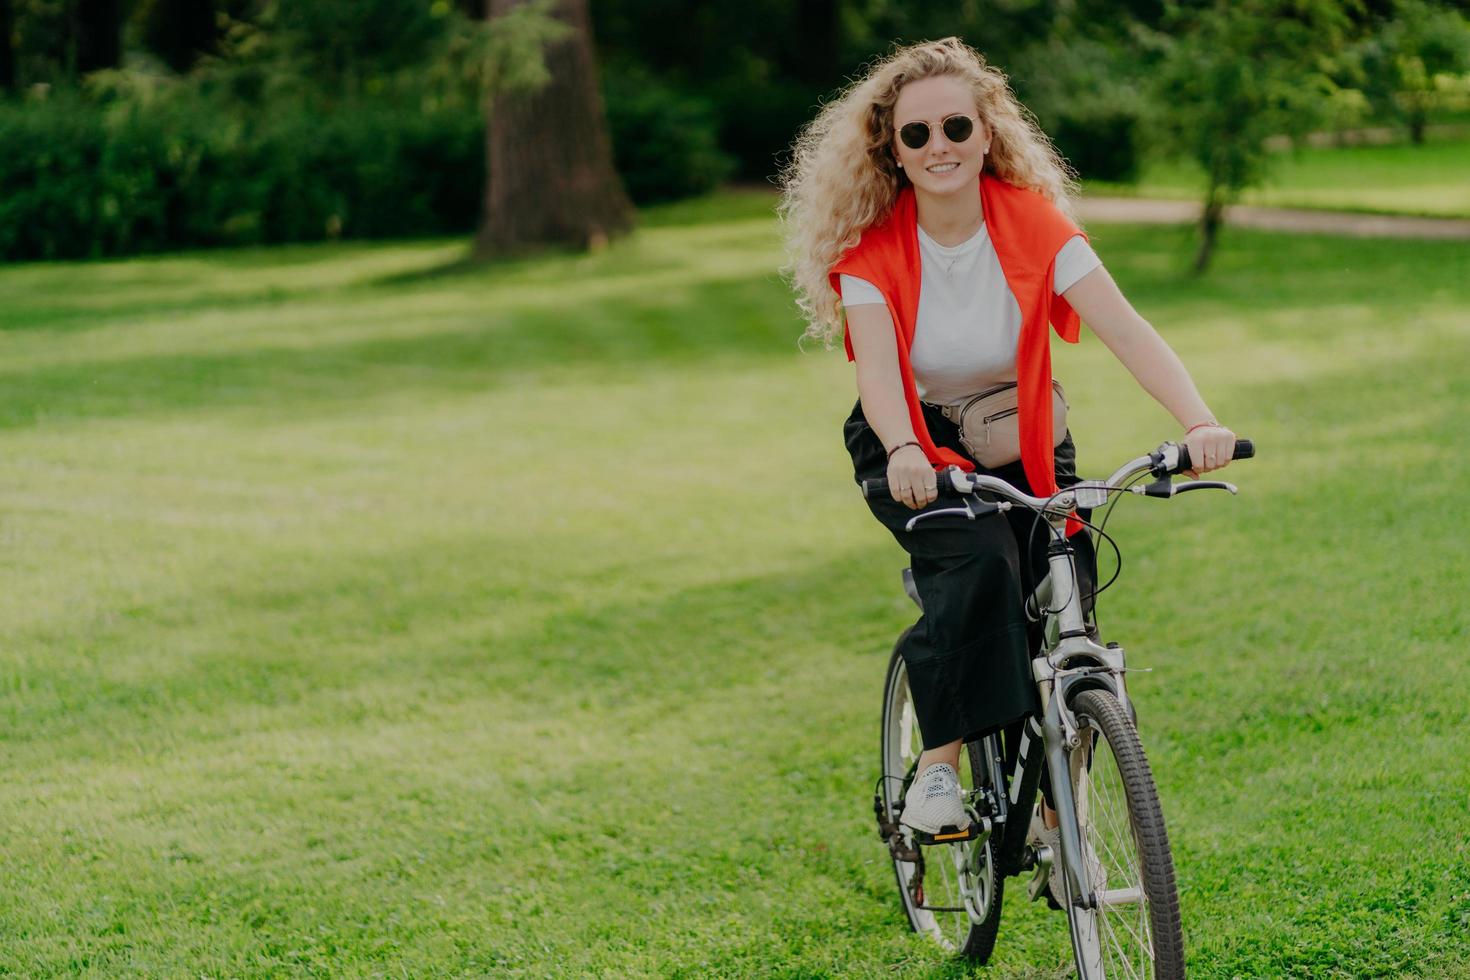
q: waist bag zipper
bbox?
[983,407,1018,444]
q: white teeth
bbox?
[926,163,959,173]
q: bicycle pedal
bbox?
[1027,843,1063,909]
[907,821,980,846]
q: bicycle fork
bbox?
[1040,694,1093,912]
[1029,536,1129,916]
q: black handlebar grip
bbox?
[861,469,956,500]
[1175,437,1255,474]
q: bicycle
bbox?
[866,437,1253,978]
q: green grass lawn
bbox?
[2,191,1468,977]
[1087,133,1470,219]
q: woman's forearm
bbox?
[845,304,920,452]
[856,363,918,452]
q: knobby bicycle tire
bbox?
[1066,688,1185,979]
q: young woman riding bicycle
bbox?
[777,38,1238,850]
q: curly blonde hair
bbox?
[777,37,1079,348]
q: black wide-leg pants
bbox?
[845,398,1097,751]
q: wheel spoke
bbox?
[1100,912,1135,978]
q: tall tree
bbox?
[477,0,633,254]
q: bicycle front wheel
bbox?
[879,640,1002,960]
[1064,688,1185,979]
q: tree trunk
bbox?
[74,0,122,73]
[0,0,15,93]
[476,0,634,256]
[1408,111,1426,145]
[1193,190,1226,275]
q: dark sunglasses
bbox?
[897,113,976,151]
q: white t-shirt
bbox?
[840,225,1101,406]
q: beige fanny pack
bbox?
[937,380,1069,468]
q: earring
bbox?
[896,161,903,168]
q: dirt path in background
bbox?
[1261,122,1470,149]
[1078,196,1470,240]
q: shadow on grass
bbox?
[0,275,805,431]
[1,530,897,754]
[3,224,1468,435]
[0,192,782,334]
[14,325,1466,752]
[367,242,597,289]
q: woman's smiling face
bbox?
[891,75,990,195]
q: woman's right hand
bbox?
[887,444,938,510]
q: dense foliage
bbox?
[591,0,1150,183]
[602,67,734,205]
[0,0,736,260]
[1,0,1468,261]
[2,1,491,261]
[1342,0,1470,142]
[0,95,483,261]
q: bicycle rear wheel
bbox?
[1063,688,1185,979]
[879,640,1002,959]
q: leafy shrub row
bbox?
[0,77,731,262]
[603,68,735,204]
[0,97,485,261]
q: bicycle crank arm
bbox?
[1027,843,1055,903]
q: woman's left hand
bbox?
[1181,423,1236,479]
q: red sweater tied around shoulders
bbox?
[829,174,1086,533]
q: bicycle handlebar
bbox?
[860,438,1254,506]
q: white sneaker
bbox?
[899,763,972,836]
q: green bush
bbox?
[603,68,734,204]
[1050,105,1144,183]
[0,102,105,261]
[0,95,485,262]
[0,68,740,261]
[704,77,817,183]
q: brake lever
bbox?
[1174,480,1238,495]
[1134,478,1238,499]
[904,497,1009,532]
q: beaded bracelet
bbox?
[886,440,922,460]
